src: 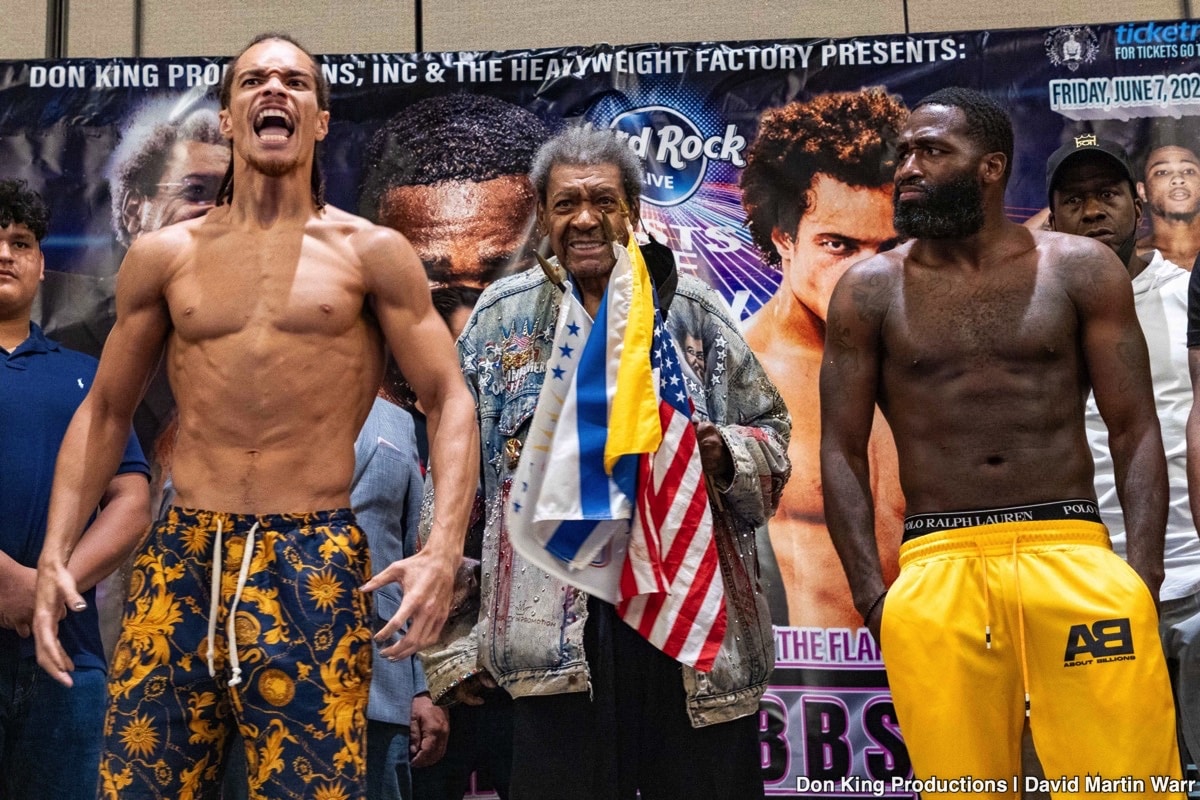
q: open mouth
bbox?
[254,109,294,143]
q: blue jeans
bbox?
[0,652,106,800]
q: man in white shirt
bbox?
[1050,135,1200,772]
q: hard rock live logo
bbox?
[609,105,747,207]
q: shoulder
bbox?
[320,207,424,293]
[674,273,725,305]
[471,268,551,318]
[669,274,740,329]
[124,218,198,265]
[31,330,99,373]
[1027,228,1126,302]
[116,218,206,296]
[1031,227,1116,267]
[830,249,904,312]
[51,343,100,372]
[321,206,415,257]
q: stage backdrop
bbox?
[6,19,1197,798]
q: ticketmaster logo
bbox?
[610,106,746,206]
[1116,21,1200,45]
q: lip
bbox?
[1168,189,1192,200]
[896,188,926,203]
[1083,228,1114,240]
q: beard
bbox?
[245,148,302,179]
[893,174,986,240]
[1149,201,1200,224]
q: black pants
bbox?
[509,598,764,800]
[411,687,514,800]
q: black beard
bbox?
[1150,203,1200,224]
[893,175,986,239]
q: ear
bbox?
[535,201,548,237]
[36,249,44,282]
[314,109,331,142]
[218,107,233,141]
[770,227,795,264]
[1132,194,1143,229]
[1046,210,1056,232]
[121,192,144,241]
[1137,181,1147,203]
[980,151,1007,185]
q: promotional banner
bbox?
[5,18,1198,797]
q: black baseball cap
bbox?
[1046,135,1137,206]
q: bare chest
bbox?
[887,269,1078,373]
[165,232,367,342]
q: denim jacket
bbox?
[422,268,791,727]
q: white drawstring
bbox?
[206,517,260,687]
[207,518,223,678]
[226,521,258,687]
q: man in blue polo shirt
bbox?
[0,179,150,800]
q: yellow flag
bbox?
[604,236,662,472]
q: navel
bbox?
[320,303,333,314]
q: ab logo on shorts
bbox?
[1062,617,1135,667]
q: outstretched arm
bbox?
[34,236,171,685]
[1076,239,1167,599]
[820,260,893,641]
[357,227,480,660]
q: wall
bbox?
[0,0,1190,60]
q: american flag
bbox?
[616,305,727,672]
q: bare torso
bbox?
[159,206,383,513]
[876,229,1097,513]
[746,297,903,627]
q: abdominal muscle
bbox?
[163,320,381,515]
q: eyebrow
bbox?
[420,251,518,273]
[238,67,314,81]
[1148,157,1200,171]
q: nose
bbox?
[1080,197,1107,221]
[0,242,12,261]
[1170,171,1187,186]
[260,74,287,95]
[571,202,601,230]
[895,151,921,182]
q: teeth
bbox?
[255,109,290,129]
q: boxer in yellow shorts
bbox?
[818,89,1183,799]
[99,507,372,800]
